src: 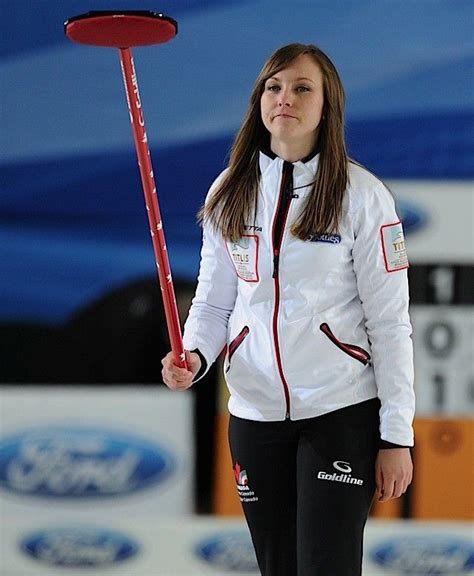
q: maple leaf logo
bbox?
[233,462,241,483]
[233,461,248,486]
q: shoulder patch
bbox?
[380,221,409,272]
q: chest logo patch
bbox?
[227,234,259,282]
[306,233,341,244]
[380,221,409,272]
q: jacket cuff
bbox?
[190,348,208,381]
[379,440,411,449]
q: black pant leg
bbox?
[296,399,380,576]
[228,415,298,576]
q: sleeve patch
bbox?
[380,221,409,272]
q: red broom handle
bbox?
[119,47,186,369]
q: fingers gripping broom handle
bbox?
[119,48,186,369]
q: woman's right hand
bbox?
[161,350,202,391]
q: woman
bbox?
[162,43,414,575]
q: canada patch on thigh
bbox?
[233,461,259,502]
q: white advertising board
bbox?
[388,180,473,263]
[0,515,472,575]
[0,387,193,522]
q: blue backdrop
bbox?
[1,0,473,324]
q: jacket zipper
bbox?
[319,323,371,366]
[271,161,294,418]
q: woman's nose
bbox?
[278,89,292,107]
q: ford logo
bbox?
[20,526,139,567]
[0,426,174,498]
[397,199,427,236]
[371,536,474,574]
[195,531,258,572]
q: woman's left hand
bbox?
[375,448,413,502]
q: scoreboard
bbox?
[409,264,473,416]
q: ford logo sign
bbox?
[0,426,174,498]
[195,531,258,572]
[371,536,474,574]
[397,199,427,236]
[20,526,139,567]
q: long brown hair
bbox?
[200,43,348,242]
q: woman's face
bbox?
[260,54,324,158]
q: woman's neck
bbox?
[269,136,319,163]
[263,143,319,164]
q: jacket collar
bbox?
[259,148,319,181]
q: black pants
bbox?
[228,398,380,576]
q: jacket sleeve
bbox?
[182,174,238,381]
[352,180,415,446]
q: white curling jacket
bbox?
[183,151,415,446]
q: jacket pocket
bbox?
[319,323,371,366]
[226,326,250,372]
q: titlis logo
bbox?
[392,230,406,254]
[317,461,364,486]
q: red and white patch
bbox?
[226,235,259,282]
[380,221,409,272]
[233,461,258,503]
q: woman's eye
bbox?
[296,85,311,93]
[267,85,280,92]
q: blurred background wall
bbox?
[1,0,473,574]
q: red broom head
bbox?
[64,11,177,48]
